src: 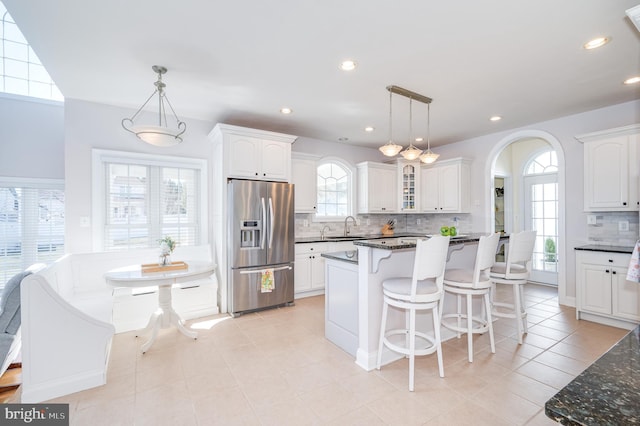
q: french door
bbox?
[524,173,558,285]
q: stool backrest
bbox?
[505,230,537,276]
[472,232,501,285]
[411,236,450,299]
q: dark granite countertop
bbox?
[295,232,428,244]
[321,250,358,264]
[574,244,635,254]
[353,233,506,250]
[545,325,640,425]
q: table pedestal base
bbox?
[137,285,198,353]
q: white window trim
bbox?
[91,149,208,251]
[313,156,356,223]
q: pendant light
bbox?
[122,65,186,147]
[379,90,403,156]
[419,102,440,164]
[400,98,422,160]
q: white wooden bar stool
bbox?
[490,230,536,344]
[376,236,450,391]
[441,232,501,363]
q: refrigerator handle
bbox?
[269,197,274,249]
[238,265,292,275]
[261,197,266,249]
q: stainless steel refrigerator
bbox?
[227,179,295,316]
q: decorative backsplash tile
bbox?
[587,211,639,247]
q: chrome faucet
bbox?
[321,225,331,240]
[344,216,357,236]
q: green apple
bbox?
[449,226,457,236]
[440,226,450,236]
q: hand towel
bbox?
[626,240,640,283]
[261,268,275,293]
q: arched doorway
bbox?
[485,131,567,303]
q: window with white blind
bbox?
[92,150,207,251]
[0,178,64,287]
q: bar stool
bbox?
[441,232,501,363]
[490,230,536,344]
[376,236,450,391]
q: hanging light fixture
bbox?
[379,90,403,156]
[419,103,439,164]
[400,97,422,160]
[122,65,186,147]
[379,85,435,161]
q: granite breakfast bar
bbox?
[323,234,505,371]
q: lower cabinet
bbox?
[294,241,355,298]
[576,250,640,327]
[295,243,326,297]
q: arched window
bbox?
[525,150,557,175]
[316,160,353,219]
[1,3,63,101]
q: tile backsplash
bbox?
[294,213,471,238]
[586,211,639,247]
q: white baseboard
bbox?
[21,369,106,403]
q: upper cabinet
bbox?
[577,124,640,212]
[397,160,420,212]
[420,158,471,213]
[292,154,319,213]
[209,124,297,182]
[357,162,397,213]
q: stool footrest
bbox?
[382,329,438,357]
[441,314,490,334]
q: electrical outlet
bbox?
[366,219,370,226]
[587,215,597,225]
[303,219,309,227]
[619,220,629,231]
[80,216,91,227]
[417,219,421,225]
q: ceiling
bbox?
[4,1,640,149]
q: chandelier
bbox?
[379,85,439,164]
[122,65,186,147]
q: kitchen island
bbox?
[323,233,506,371]
[545,325,640,425]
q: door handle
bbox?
[239,265,292,275]
[261,197,266,249]
[269,197,274,249]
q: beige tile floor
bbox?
[42,284,629,425]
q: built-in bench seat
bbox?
[20,245,217,403]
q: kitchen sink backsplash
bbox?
[294,213,471,238]
[586,211,639,247]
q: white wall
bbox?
[0,95,64,179]
[64,99,214,253]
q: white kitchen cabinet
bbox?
[210,124,296,182]
[576,250,640,327]
[357,162,397,213]
[292,155,318,213]
[295,242,329,297]
[397,160,420,212]
[420,158,470,213]
[577,125,640,211]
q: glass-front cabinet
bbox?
[398,160,420,212]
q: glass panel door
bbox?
[524,173,558,285]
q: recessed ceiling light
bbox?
[415,137,424,142]
[280,107,292,114]
[624,76,640,85]
[364,126,374,132]
[489,116,502,122]
[583,37,609,50]
[340,60,357,71]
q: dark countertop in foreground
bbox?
[545,325,640,425]
[321,250,358,264]
[574,244,635,254]
[353,233,506,250]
